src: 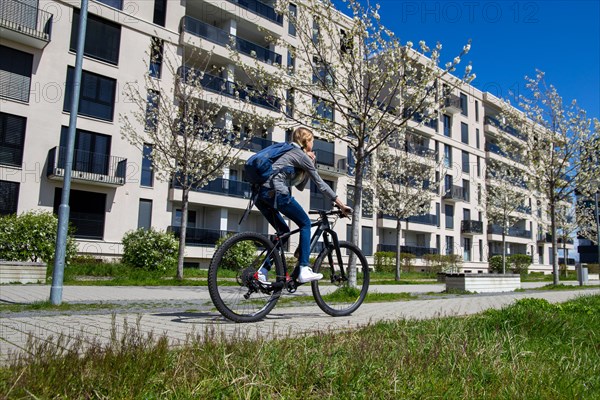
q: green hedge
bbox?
[122,229,178,271]
[423,254,463,273]
[0,211,77,263]
[489,254,532,274]
[373,251,417,273]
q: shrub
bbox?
[215,235,257,271]
[400,253,416,272]
[488,255,503,273]
[374,251,395,273]
[489,254,532,274]
[424,254,463,273]
[0,211,77,264]
[121,229,178,271]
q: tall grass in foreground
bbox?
[2,296,599,399]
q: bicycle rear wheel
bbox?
[208,232,284,322]
[311,241,370,316]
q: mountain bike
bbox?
[207,207,370,322]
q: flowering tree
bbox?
[376,135,442,280]
[231,0,473,284]
[555,201,577,275]
[484,158,531,274]
[121,43,274,279]
[501,71,600,284]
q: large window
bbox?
[288,4,297,36]
[137,199,153,229]
[54,189,106,239]
[60,126,111,175]
[462,150,470,174]
[312,56,334,87]
[0,180,19,215]
[445,236,454,255]
[460,93,468,116]
[153,0,167,26]
[444,144,452,168]
[361,226,373,256]
[312,96,334,124]
[461,122,469,144]
[149,37,163,78]
[310,179,333,210]
[0,45,33,103]
[70,9,121,65]
[445,204,454,229]
[141,144,154,187]
[64,67,117,121]
[145,90,160,131]
[443,114,452,137]
[313,137,334,166]
[0,112,26,167]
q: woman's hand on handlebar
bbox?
[334,198,352,218]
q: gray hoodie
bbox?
[265,142,337,202]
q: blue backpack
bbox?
[243,142,295,185]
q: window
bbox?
[463,238,472,262]
[153,0,167,26]
[0,45,33,103]
[312,18,320,44]
[361,226,373,256]
[175,209,196,228]
[347,147,355,176]
[346,224,352,242]
[445,204,454,229]
[286,89,295,117]
[460,93,468,116]
[461,122,469,144]
[71,9,121,65]
[463,179,470,202]
[463,208,471,221]
[477,184,482,205]
[436,202,440,227]
[145,90,160,131]
[340,29,353,54]
[0,180,19,215]
[288,4,297,36]
[462,151,469,174]
[64,67,116,121]
[443,114,451,137]
[310,179,334,210]
[97,0,122,9]
[149,37,163,78]
[0,112,26,167]
[138,199,153,229]
[444,174,453,194]
[363,189,373,218]
[141,144,153,187]
[60,127,111,175]
[54,189,106,239]
[312,56,334,87]
[312,96,334,124]
[475,100,479,121]
[445,236,454,255]
[476,128,480,149]
[287,48,295,74]
[444,144,452,168]
[479,239,483,261]
[313,137,334,166]
[477,156,480,177]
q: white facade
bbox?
[0,0,572,272]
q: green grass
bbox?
[2,295,599,398]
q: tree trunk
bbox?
[349,148,365,288]
[550,202,559,285]
[502,230,507,275]
[395,218,402,281]
[176,187,190,280]
[562,241,567,278]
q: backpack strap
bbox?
[239,184,260,225]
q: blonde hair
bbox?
[292,127,314,149]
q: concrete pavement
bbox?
[1,282,599,365]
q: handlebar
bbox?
[308,206,353,219]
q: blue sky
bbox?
[334,0,600,120]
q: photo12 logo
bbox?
[399,1,540,24]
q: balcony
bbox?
[538,233,574,245]
[314,149,347,175]
[376,244,438,257]
[444,94,462,114]
[225,0,283,25]
[46,147,126,186]
[484,116,526,141]
[173,178,253,199]
[461,220,483,235]
[379,213,438,226]
[406,142,435,158]
[168,226,237,246]
[181,16,282,65]
[488,224,532,239]
[0,0,53,49]
[237,136,274,152]
[178,67,280,111]
[443,185,466,202]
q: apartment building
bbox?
[0,0,572,272]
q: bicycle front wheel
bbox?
[311,241,370,316]
[208,232,284,322]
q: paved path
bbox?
[1,282,598,365]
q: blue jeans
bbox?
[255,187,311,268]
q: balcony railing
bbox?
[444,94,462,114]
[379,213,439,226]
[46,147,126,186]
[376,244,439,257]
[406,142,435,157]
[484,116,526,141]
[181,16,282,65]
[168,226,237,246]
[488,224,532,239]
[173,177,253,199]
[0,0,53,48]
[539,233,574,244]
[237,136,274,152]
[224,0,283,25]
[178,67,280,111]
[443,185,466,201]
[461,220,483,234]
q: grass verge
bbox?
[1,295,599,398]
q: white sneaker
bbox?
[298,267,323,283]
[256,267,270,285]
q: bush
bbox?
[121,229,178,271]
[489,254,532,274]
[215,235,257,271]
[374,251,395,273]
[0,211,77,263]
[424,254,462,273]
[401,253,416,272]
